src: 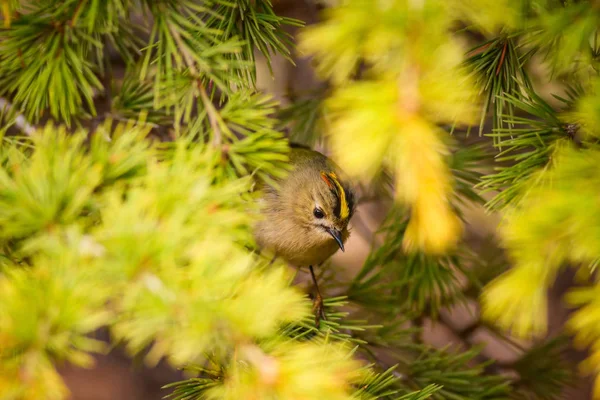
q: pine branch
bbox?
[205,0,304,85]
[0,6,104,124]
[478,92,576,210]
[464,36,533,145]
[510,337,574,400]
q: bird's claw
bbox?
[312,293,327,328]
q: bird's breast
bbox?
[254,219,346,267]
[279,238,341,267]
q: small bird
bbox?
[254,144,356,325]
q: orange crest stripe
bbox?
[320,171,334,188]
[320,171,349,220]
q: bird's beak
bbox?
[326,228,345,252]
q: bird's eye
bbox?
[313,208,325,219]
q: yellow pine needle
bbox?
[0,360,70,400]
[403,201,461,254]
[212,342,363,400]
[481,266,549,339]
[395,116,461,254]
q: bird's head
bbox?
[294,171,355,251]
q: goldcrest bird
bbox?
[254,144,356,325]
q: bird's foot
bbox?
[312,292,327,328]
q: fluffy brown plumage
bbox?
[254,145,356,267]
